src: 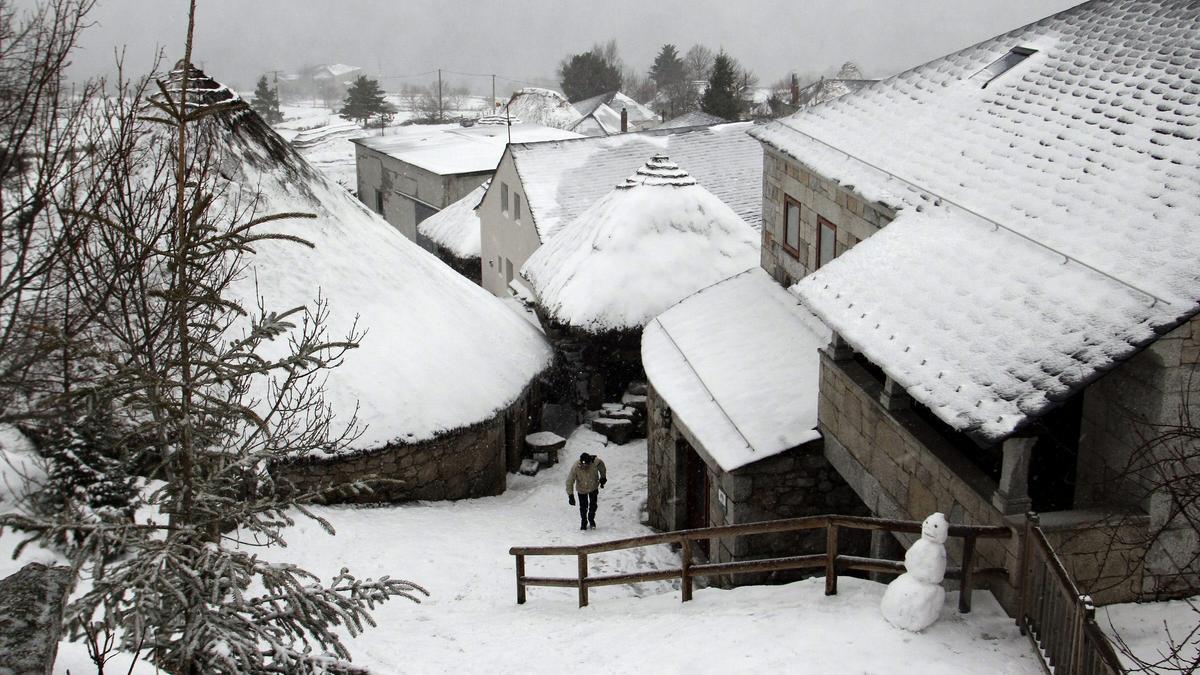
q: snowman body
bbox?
[880,512,949,632]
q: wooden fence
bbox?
[510,514,1010,609]
[1017,513,1125,675]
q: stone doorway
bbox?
[682,441,711,556]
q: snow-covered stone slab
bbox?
[525,431,566,449]
[590,417,633,445]
[518,458,541,476]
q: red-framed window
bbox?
[782,195,802,259]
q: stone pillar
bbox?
[880,376,910,411]
[992,436,1036,515]
[826,332,855,362]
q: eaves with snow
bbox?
[173,66,552,454]
[352,122,579,176]
[522,155,759,333]
[417,180,488,260]
[642,268,831,472]
[750,0,1200,444]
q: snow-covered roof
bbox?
[571,91,657,124]
[505,88,582,131]
[417,180,487,260]
[504,122,763,241]
[655,111,727,130]
[182,67,552,454]
[643,268,831,472]
[353,122,580,176]
[314,63,361,79]
[522,155,759,333]
[794,77,874,109]
[752,0,1200,443]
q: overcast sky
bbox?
[68,0,1082,93]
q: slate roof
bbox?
[522,156,759,333]
[352,122,580,176]
[642,268,831,471]
[656,110,728,129]
[751,0,1200,443]
[505,122,763,241]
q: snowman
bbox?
[880,512,949,632]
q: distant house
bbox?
[568,91,657,136]
[642,268,870,575]
[165,65,554,504]
[478,122,763,298]
[655,110,727,130]
[523,155,759,409]
[750,0,1200,607]
[504,88,582,131]
[277,63,363,105]
[351,122,580,242]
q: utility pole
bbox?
[437,68,443,122]
[491,74,496,110]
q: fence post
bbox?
[1016,511,1037,635]
[825,522,839,596]
[577,553,589,608]
[515,554,526,605]
[681,538,693,603]
[1076,594,1093,673]
[958,532,977,613]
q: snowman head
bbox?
[921,512,949,544]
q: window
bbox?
[514,193,522,224]
[501,182,509,215]
[374,188,385,214]
[817,216,836,269]
[783,196,801,258]
[504,258,514,284]
[972,46,1036,89]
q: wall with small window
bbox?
[758,148,895,286]
[479,152,544,298]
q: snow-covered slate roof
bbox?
[417,180,487,260]
[794,77,874,109]
[751,0,1200,443]
[353,122,579,176]
[184,67,552,454]
[505,88,583,131]
[643,268,832,472]
[522,155,759,333]
[506,122,763,241]
[656,111,727,130]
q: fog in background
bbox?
[66,0,1082,93]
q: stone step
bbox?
[591,417,634,445]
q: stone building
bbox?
[351,122,578,242]
[750,0,1200,606]
[522,155,759,410]
[479,122,762,298]
[415,180,488,284]
[642,268,870,579]
[175,64,556,504]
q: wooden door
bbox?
[684,445,710,556]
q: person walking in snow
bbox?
[566,452,607,530]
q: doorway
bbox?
[682,441,711,556]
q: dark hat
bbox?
[579,452,594,463]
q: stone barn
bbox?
[173,64,555,504]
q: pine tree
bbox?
[339,75,395,128]
[558,50,622,102]
[251,75,283,124]
[700,51,743,121]
[649,44,692,117]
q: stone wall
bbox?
[759,148,895,287]
[818,351,1159,607]
[0,562,71,675]
[276,385,540,503]
[354,144,488,241]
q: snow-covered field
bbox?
[1,426,1041,674]
[1101,596,1200,670]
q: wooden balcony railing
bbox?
[510,514,1011,609]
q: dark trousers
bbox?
[577,490,598,524]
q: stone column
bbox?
[826,332,855,362]
[880,376,910,411]
[992,436,1036,515]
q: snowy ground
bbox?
[1101,596,1200,669]
[0,426,1041,674]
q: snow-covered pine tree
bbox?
[339,75,394,128]
[1,3,425,672]
[700,51,743,121]
[251,75,283,124]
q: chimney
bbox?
[620,106,628,133]
[790,73,799,107]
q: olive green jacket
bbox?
[565,459,607,494]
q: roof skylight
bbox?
[972,46,1037,88]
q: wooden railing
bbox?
[510,514,1011,609]
[1017,513,1125,675]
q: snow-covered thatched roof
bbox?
[171,65,552,454]
[417,180,487,260]
[504,88,582,131]
[522,155,758,333]
[752,0,1200,443]
[643,268,831,471]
